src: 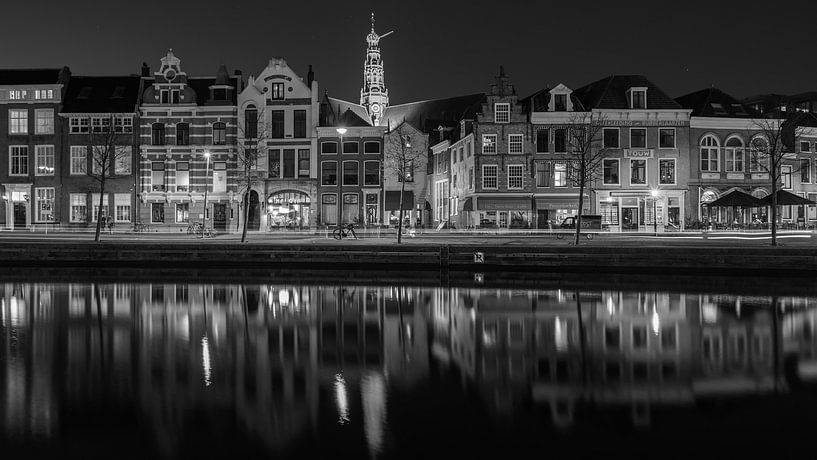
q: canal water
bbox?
[1,274,816,458]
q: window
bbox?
[632,325,648,350]
[70,146,86,175]
[750,137,769,172]
[321,194,337,225]
[401,160,415,182]
[535,162,550,187]
[482,165,498,189]
[152,123,165,145]
[151,162,165,191]
[294,110,307,138]
[659,128,675,149]
[212,162,227,193]
[268,110,283,138]
[91,193,109,222]
[364,141,380,154]
[321,161,337,185]
[630,89,646,109]
[554,162,567,187]
[801,159,811,183]
[212,122,226,145]
[91,147,105,175]
[630,128,647,149]
[35,109,54,134]
[710,103,727,115]
[342,194,359,224]
[364,160,380,186]
[554,129,567,152]
[536,129,549,153]
[322,142,338,154]
[661,326,677,351]
[9,146,28,175]
[70,194,87,223]
[175,123,189,145]
[35,145,55,176]
[494,103,510,123]
[554,94,567,112]
[91,117,111,133]
[115,194,131,223]
[160,90,169,104]
[659,159,676,185]
[482,134,497,154]
[175,161,190,191]
[782,165,792,189]
[171,90,180,104]
[605,325,621,349]
[35,188,55,222]
[70,117,90,134]
[245,106,258,138]
[298,149,310,177]
[114,116,133,133]
[343,160,359,185]
[9,110,27,134]
[508,164,524,189]
[508,134,523,154]
[801,141,812,152]
[603,128,620,148]
[630,159,646,185]
[724,137,744,172]
[469,167,474,188]
[603,159,619,185]
[343,141,359,154]
[176,203,190,223]
[151,203,164,223]
[271,82,285,100]
[700,135,720,172]
[283,149,295,178]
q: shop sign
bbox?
[477,198,531,211]
[701,172,720,180]
[624,149,653,158]
[605,120,689,127]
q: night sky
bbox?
[3,0,815,103]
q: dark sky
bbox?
[3,0,815,103]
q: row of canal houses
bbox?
[2,49,817,231]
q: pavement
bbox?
[0,228,815,247]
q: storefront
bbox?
[699,187,768,224]
[267,190,311,229]
[476,196,532,229]
[597,191,685,232]
[534,195,589,229]
[385,190,417,227]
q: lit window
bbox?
[115,194,131,222]
[212,122,226,145]
[271,82,285,100]
[35,109,54,134]
[494,103,510,123]
[659,159,675,185]
[115,147,132,175]
[35,145,55,176]
[34,187,55,222]
[554,162,567,187]
[175,161,190,192]
[70,194,87,223]
[9,109,28,134]
[482,134,497,154]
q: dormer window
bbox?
[710,103,727,115]
[629,88,647,109]
[554,94,567,112]
[494,103,510,123]
[271,82,285,100]
[213,88,226,101]
[160,90,169,104]
[171,89,180,104]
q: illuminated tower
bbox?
[360,13,393,126]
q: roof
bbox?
[520,87,587,112]
[380,93,485,131]
[142,75,241,105]
[62,76,142,113]
[338,108,372,127]
[0,68,65,85]
[675,88,758,118]
[573,75,681,110]
[326,97,372,126]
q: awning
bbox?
[476,196,531,211]
[384,190,415,211]
[760,190,816,206]
[459,197,473,212]
[704,190,765,208]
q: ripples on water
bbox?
[1,279,816,458]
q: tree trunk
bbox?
[771,176,778,246]
[574,166,585,246]
[397,179,406,244]
[241,186,250,243]
[94,176,106,242]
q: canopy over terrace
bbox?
[760,190,816,206]
[703,190,767,227]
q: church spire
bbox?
[360,13,392,126]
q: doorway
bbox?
[537,210,549,229]
[622,208,639,231]
[213,203,227,231]
[13,203,26,228]
[247,190,260,231]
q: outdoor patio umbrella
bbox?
[704,190,766,208]
[760,190,816,206]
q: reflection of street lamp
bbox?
[650,189,659,234]
[203,151,211,227]
[336,128,347,232]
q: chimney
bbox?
[307,65,314,89]
[141,62,150,77]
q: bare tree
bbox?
[565,113,609,245]
[236,117,269,243]
[87,115,133,242]
[749,117,806,246]
[385,124,425,244]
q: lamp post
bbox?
[650,189,659,235]
[203,151,211,228]
[336,128,347,235]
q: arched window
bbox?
[176,123,189,146]
[700,135,719,172]
[245,105,258,138]
[750,136,769,172]
[724,136,744,173]
[151,123,165,146]
[212,122,226,145]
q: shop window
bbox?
[176,203,190,223]
[151,203,164,223]
[321,194,337,225]
[70,194,87,223]
[151,162,165,191]
[342,193,359,224]
[175,162,190,192]
[599,200,619,225]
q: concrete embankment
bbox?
[2,243,817,275]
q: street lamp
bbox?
[203,150,211,228]
[336,128,347,235]
[650,189,659,235]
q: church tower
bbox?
[360,13,392,126]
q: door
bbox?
[13,203,26,228]
[213,203,227,231]
[248,191,260,231]
[622,208,639,231]
[537,210,549,229]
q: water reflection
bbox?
[1,282,816,457]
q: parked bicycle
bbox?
[332,223,358,240]
[197,226,216,239]
[187,222,204,235]
[132,221,151,233]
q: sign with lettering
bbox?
[624,149,654,158]
[604,120,689,127]
[701,172,720,180]
[474,252,485,263]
